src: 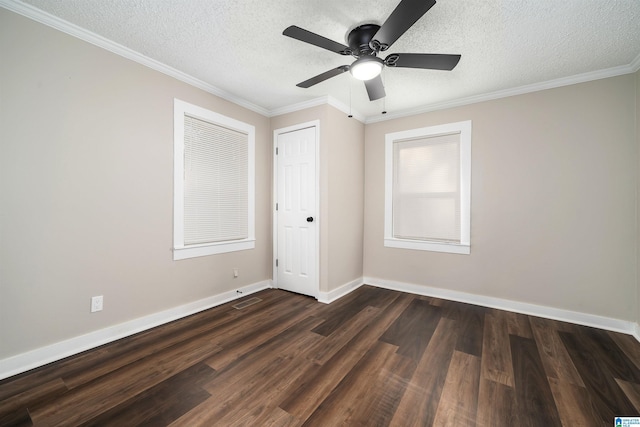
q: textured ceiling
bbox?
[8,0,640,120]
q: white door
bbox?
[275,125,318,297]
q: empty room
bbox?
[1,0,640,425]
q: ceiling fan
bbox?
[283,0,461,101]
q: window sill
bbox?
[384,238,470,255]
[173,239,255,260]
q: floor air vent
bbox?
[232,297,262,310]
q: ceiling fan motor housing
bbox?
[283,0,460,101]
[347,24,381,57]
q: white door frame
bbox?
[272,120,320,298]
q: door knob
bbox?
[307,217,314,222]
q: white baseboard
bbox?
[632,323,640,342]
[3,276,638,380]
[0,280,272,381]
[317,277,364,304]
[364,276,640,338]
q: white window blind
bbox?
[183,115,248,245]
[393,133,461,243]
[173,99,255,260]
[385,120,471,254]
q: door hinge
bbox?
[275,147,278,155]
[275,259,278,267]
[276,202,278,211]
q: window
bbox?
[173,99,255,260]
[384,120,471,254]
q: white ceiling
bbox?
[6,0,640,120]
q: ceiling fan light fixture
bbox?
[285,0,460,101]
[350,56,383,81]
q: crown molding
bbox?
[0,0,271,117]
[3,0,639,124]
[269,95,365,123]
[366,62,639,124]
[630,52,640,73]
[268,96,331,117]
[326,95,366,123]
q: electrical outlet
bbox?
[91,295,103,312]
[233,268,239,278]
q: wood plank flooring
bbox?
[1,285,640,426]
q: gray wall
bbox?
[0,9,272,359]
[364,75,638,321]
[325,106,365,292]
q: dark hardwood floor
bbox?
[1,285,639,426]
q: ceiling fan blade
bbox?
[364,75,386,101]
[373,0,436,50]
[297,66,350,88]
[283,26,350,55]
[387,53,461,70]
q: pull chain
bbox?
[348,77,353,118]
[381,68,387,115]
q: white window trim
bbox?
[173,99,255,260]
[384,120,471,255]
